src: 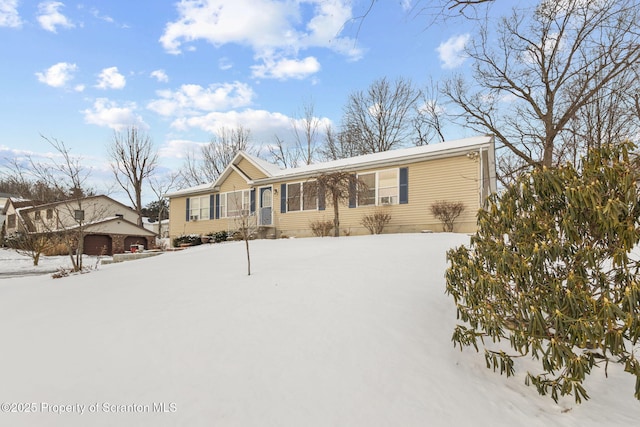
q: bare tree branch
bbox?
[108,126,158,226]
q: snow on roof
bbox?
[266,135,494,180]
[241,151,282,176]
[166,135,494,196]
[165,182,214,198]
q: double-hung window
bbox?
[189,195,210,221]
[222,190,250,217]
[286,181,318,212]
[357,169,399,206]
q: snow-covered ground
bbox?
[0,234,637,426]
[0,248,106,278]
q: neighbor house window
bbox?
[7,214,15,228]
[189,195,210,221]
[222,190,250,217]
[34,211,41,220]
[46,209,53,219]
[357,169,399,206]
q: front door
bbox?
[259,187,272,226]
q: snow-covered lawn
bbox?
[0,248,105,278]
[0,234,637,426]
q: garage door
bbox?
[124,236,147,251]
[84,234,112,256]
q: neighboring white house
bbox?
[142,217,169,238]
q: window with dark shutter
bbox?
[399,167,408,204]
[280,184,287,213]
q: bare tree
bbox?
[443,0,640,180]
[314,172,363,237]
[561,66,640,166]
[268,135,301,169]
[229,188,256,276]
[292,98,322,165]
[413,79,446,145]
[178,125,252,188]
[108,126,158,226]
[149,171,179,238]
[319,124,362,161]
[28,136,95,271]
[342,76,422,155]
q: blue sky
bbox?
[0,0,515,201]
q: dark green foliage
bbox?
[173,234,202,247]
[446,142,640,403]
[209,230,228,243]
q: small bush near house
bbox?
[173,234,202,247]
[209,230,228,243]
[309,220,334,237]
[430,200,466,232]
[446,141,640,404]
[361,209,391,235]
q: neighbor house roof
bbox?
[167,135,495,197]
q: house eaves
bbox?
[254,135,495,185]
[167,151,281,198]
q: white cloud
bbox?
[437,34,470,69]
[0,0,22,28]
[170,108,292,135]
[251,56,321,80]
[218,57,233,71]
[150,69,169,83]
[37,1,74,33]
[96,67,126,90]
[82,98,146,130]
[147,82,255,117]
[35,62,77,87]
[158,139,204,160]
[159,0,362,79]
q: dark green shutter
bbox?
[348,175,356,208]
[209,194,215,219]
[185,198,190,221]
[215,194,220,219]
[280,184,287,213]
[399,167,408,204]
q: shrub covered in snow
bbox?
[173,234,202,247]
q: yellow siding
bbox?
[219,170,251,193]
[169,152,486,242]
[237,158,268,180]
[271,155,481,237]
[169,194,237,241]
[169,169,255,244]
